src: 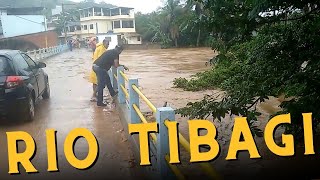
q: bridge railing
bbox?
[26,44,68,61]
[109,66,221,180]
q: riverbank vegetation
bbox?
[171,0,320,139]
[135,0,213,48]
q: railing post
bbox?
[129,78,139,124]
[37,50,40,61]
[41,49,44,60]
[117,66,126,104]
[156,107,176,180]
[34,50,37,61]
[112,66,118,90]
[49,47,51,57]
[39,49,42,60]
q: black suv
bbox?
[0,50,50,121]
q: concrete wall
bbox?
[123,44,161,50]
[126,36,142,45]
[96,34,119,49]
[0,15,46,38]
[113,28,135,33]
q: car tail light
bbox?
[5,76,23,89]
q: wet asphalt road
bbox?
[0,49,138,180]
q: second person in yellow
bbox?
[90,39,109,101]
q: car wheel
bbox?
[23,95,35,122]
[42,78,50,99]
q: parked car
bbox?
[0,50,50,121]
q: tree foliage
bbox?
[135,0,211,48]
[174,0,320,139]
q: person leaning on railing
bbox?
[90,39,110,102]
[92,45,129,107]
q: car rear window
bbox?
[0,56,14,76]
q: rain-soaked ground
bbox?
[0,49,139,180]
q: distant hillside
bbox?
[0,0,116,10]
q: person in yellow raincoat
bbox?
[90,38,109,101]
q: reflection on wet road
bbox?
[0,49,136,180]
[0,47,218,179]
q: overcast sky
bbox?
[71,0,163,13]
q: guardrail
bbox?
[108,66,221,180]
[26,44,68,61]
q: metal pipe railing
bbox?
[132,84,157,113]
[133,104,157,143]
[114,66,221,180]
[120,84,129,99]
[165,155,185,180]
[120,71,129,82]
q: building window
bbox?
[94,8,102,16]
[90,24,94,29]
[103,8,110,16]
[70,26,75,32]
[113,21,121,29]
[111,8,120,16]
[121,8,130,15]
[84,25,87,30]
[122,20,134,28]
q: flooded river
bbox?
[0,47,317,179]
[119,48,320,178]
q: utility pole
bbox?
[41,0,48,48]
[61,1,76,44]
[62,2,67,43]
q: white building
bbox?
[0,7,47,38]
[52,5,62,16]
[63,6,142,47]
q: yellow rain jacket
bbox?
[89,42,108,84]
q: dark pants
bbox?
[92,65,116,104]
[68,44,73,51]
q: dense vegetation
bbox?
[135,0,212,48]
[173,0,320,139]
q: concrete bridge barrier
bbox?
[109,66,221,180]
[26,44,69,61]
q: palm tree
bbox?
[161,0,185,47]
[186,0,204,47]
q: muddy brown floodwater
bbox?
[0,48,318,180]
[120,48,320,179]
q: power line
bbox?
[13,15,44,25]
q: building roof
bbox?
[66,21,81,27]
[79,6,134,11]
[78,2,115,11]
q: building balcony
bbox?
[80,14,134,21]
[79,7,135,21]
[62,30,82,36]
[113,28,135,34]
